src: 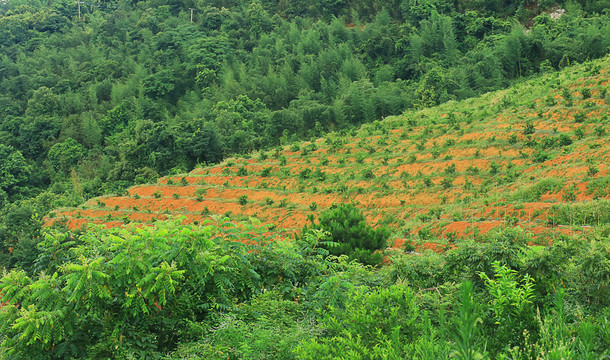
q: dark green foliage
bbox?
[510,178,564,202]
[534,150,550,163]
[47,138,86,175]
[574,127,586,139]
[361,168,375,179]
[443,227,530,282]
[587,164,599,177]
[441,177,454,189]
[302,203,389,266]
[489,162,501,175]
[312,168,326,181]
[0,144,33,205]
[523,121,535,135]
[593,126,606,136]
[0,204,43,271]
[180,121,223,168]
[557,133,573,147]
[444,163,457,174]
[299,168,312,180]
[296,283,421,358]
[574,111,586,123]
[169,291,317,360]
[0,219,271,358]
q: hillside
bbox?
[2,0,610,226]
[47,56,610,249]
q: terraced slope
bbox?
[47,57,610,249]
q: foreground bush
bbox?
[302,203,390,266]
[2,221,610,359]
[0,218,271,358]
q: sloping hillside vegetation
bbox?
[1,0,610,244]
[50,56,610,250]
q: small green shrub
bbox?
[573,112,586,123]
[449,282,489,360]
[561,88,572,103]
[534,151,550,163]
[313,168,326,181]
[299,168,312,180]
[279,155,287,166]
[444,163,457,174]
[302,203,389,266]
[508,133,518,144]
[557,134,572,147]
[489,162,501,175]
[479,262,536,353]
[587,164,599,177]
[441,177,454,189]
[466,166,479,174]
[361,168,375,179]
[561,183,578,202]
